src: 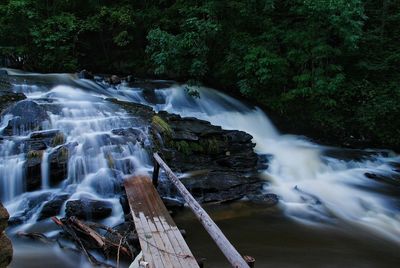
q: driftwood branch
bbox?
[51,216,134,267]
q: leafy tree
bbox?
[1,0,399,148]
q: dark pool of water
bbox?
[8,200,400,268]
[174,202,400,268]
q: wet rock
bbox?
[24,130,62,151]
[8,192,52,225]
[389,161,400,172]
[152,112,263,202]
[78,69,94,80]
[176,172,263,203]
[128,79,174,91]
[126,75,135,83]
[65,198,113,220]
[364,172,400,186]
[37,194,70,221]
[246,193,279,205]
[107,98,155,123]
[0,202,9,231]
[161,197,184,210]
[25,150,43,191]
[111,127,146,144]
[0,85,26,115]
[48,145,70,186]
[30,129,61,140]
[119,194,130,215]
[110,75,121,85]
[0,233,13,268]
[1,100,49,136]
[323,148,393,162]
[25,144,71,192]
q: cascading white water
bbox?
[1,79,152,232]
[1,71,399,267]
[0,139,26,202]
[134,85,400,244]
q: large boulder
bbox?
[0,202,13,267]
[77,69,94,80]
[25,143,72,192]
[0,233,12,268]
[37,194,70,221]
[151,111,263,203]
[0,202,9,231]
[1,100,49,136]
[0,76,26,115]
[22,129,65,152]
[111,127,146,145]
[107,98,155,123]
[65,198,113,220]
[8,192,52,225]
[364,172,400,187]
[48,144,70,186]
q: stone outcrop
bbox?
[25,142,72,192]
[0,202,13,268]
[0,75,26,115]
[109,99,273,203]
[151,111,267,203]
[1,100,49,136]
[37,194,70,221]
[65,198,113,220]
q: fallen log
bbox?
[51,216,135,266]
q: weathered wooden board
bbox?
[124,175,199,268]
[153,153,250,268]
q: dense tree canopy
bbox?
[0,0,399,149]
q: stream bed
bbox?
[1,70,399,267]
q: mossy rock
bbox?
[152,115,173,136]
[27,150,44,160]
[106,98,155,121]
[51,132,65,147]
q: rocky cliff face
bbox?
[108,99,276,205]
[0,202,13,267]
[150,111,268,203]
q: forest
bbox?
[1,0,399,149]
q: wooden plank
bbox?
[154,153,250,268]
[153,217,184,268]
[138,212,165,268]
[135,179,175,268]
[137,176,198,268]
[146,180,198,268]
[124,175,199,268]
[145,186,198,268]
[158,217,199,268]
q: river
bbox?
[1,70,399,267]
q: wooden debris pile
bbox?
[18,216,139,268]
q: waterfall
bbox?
[0,70,399,249]
[142,85,400,244]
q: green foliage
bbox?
[30,13,79,71]
[146,12,219,79]
[1,0,400,148]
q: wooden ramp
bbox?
[124,175,199,268]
